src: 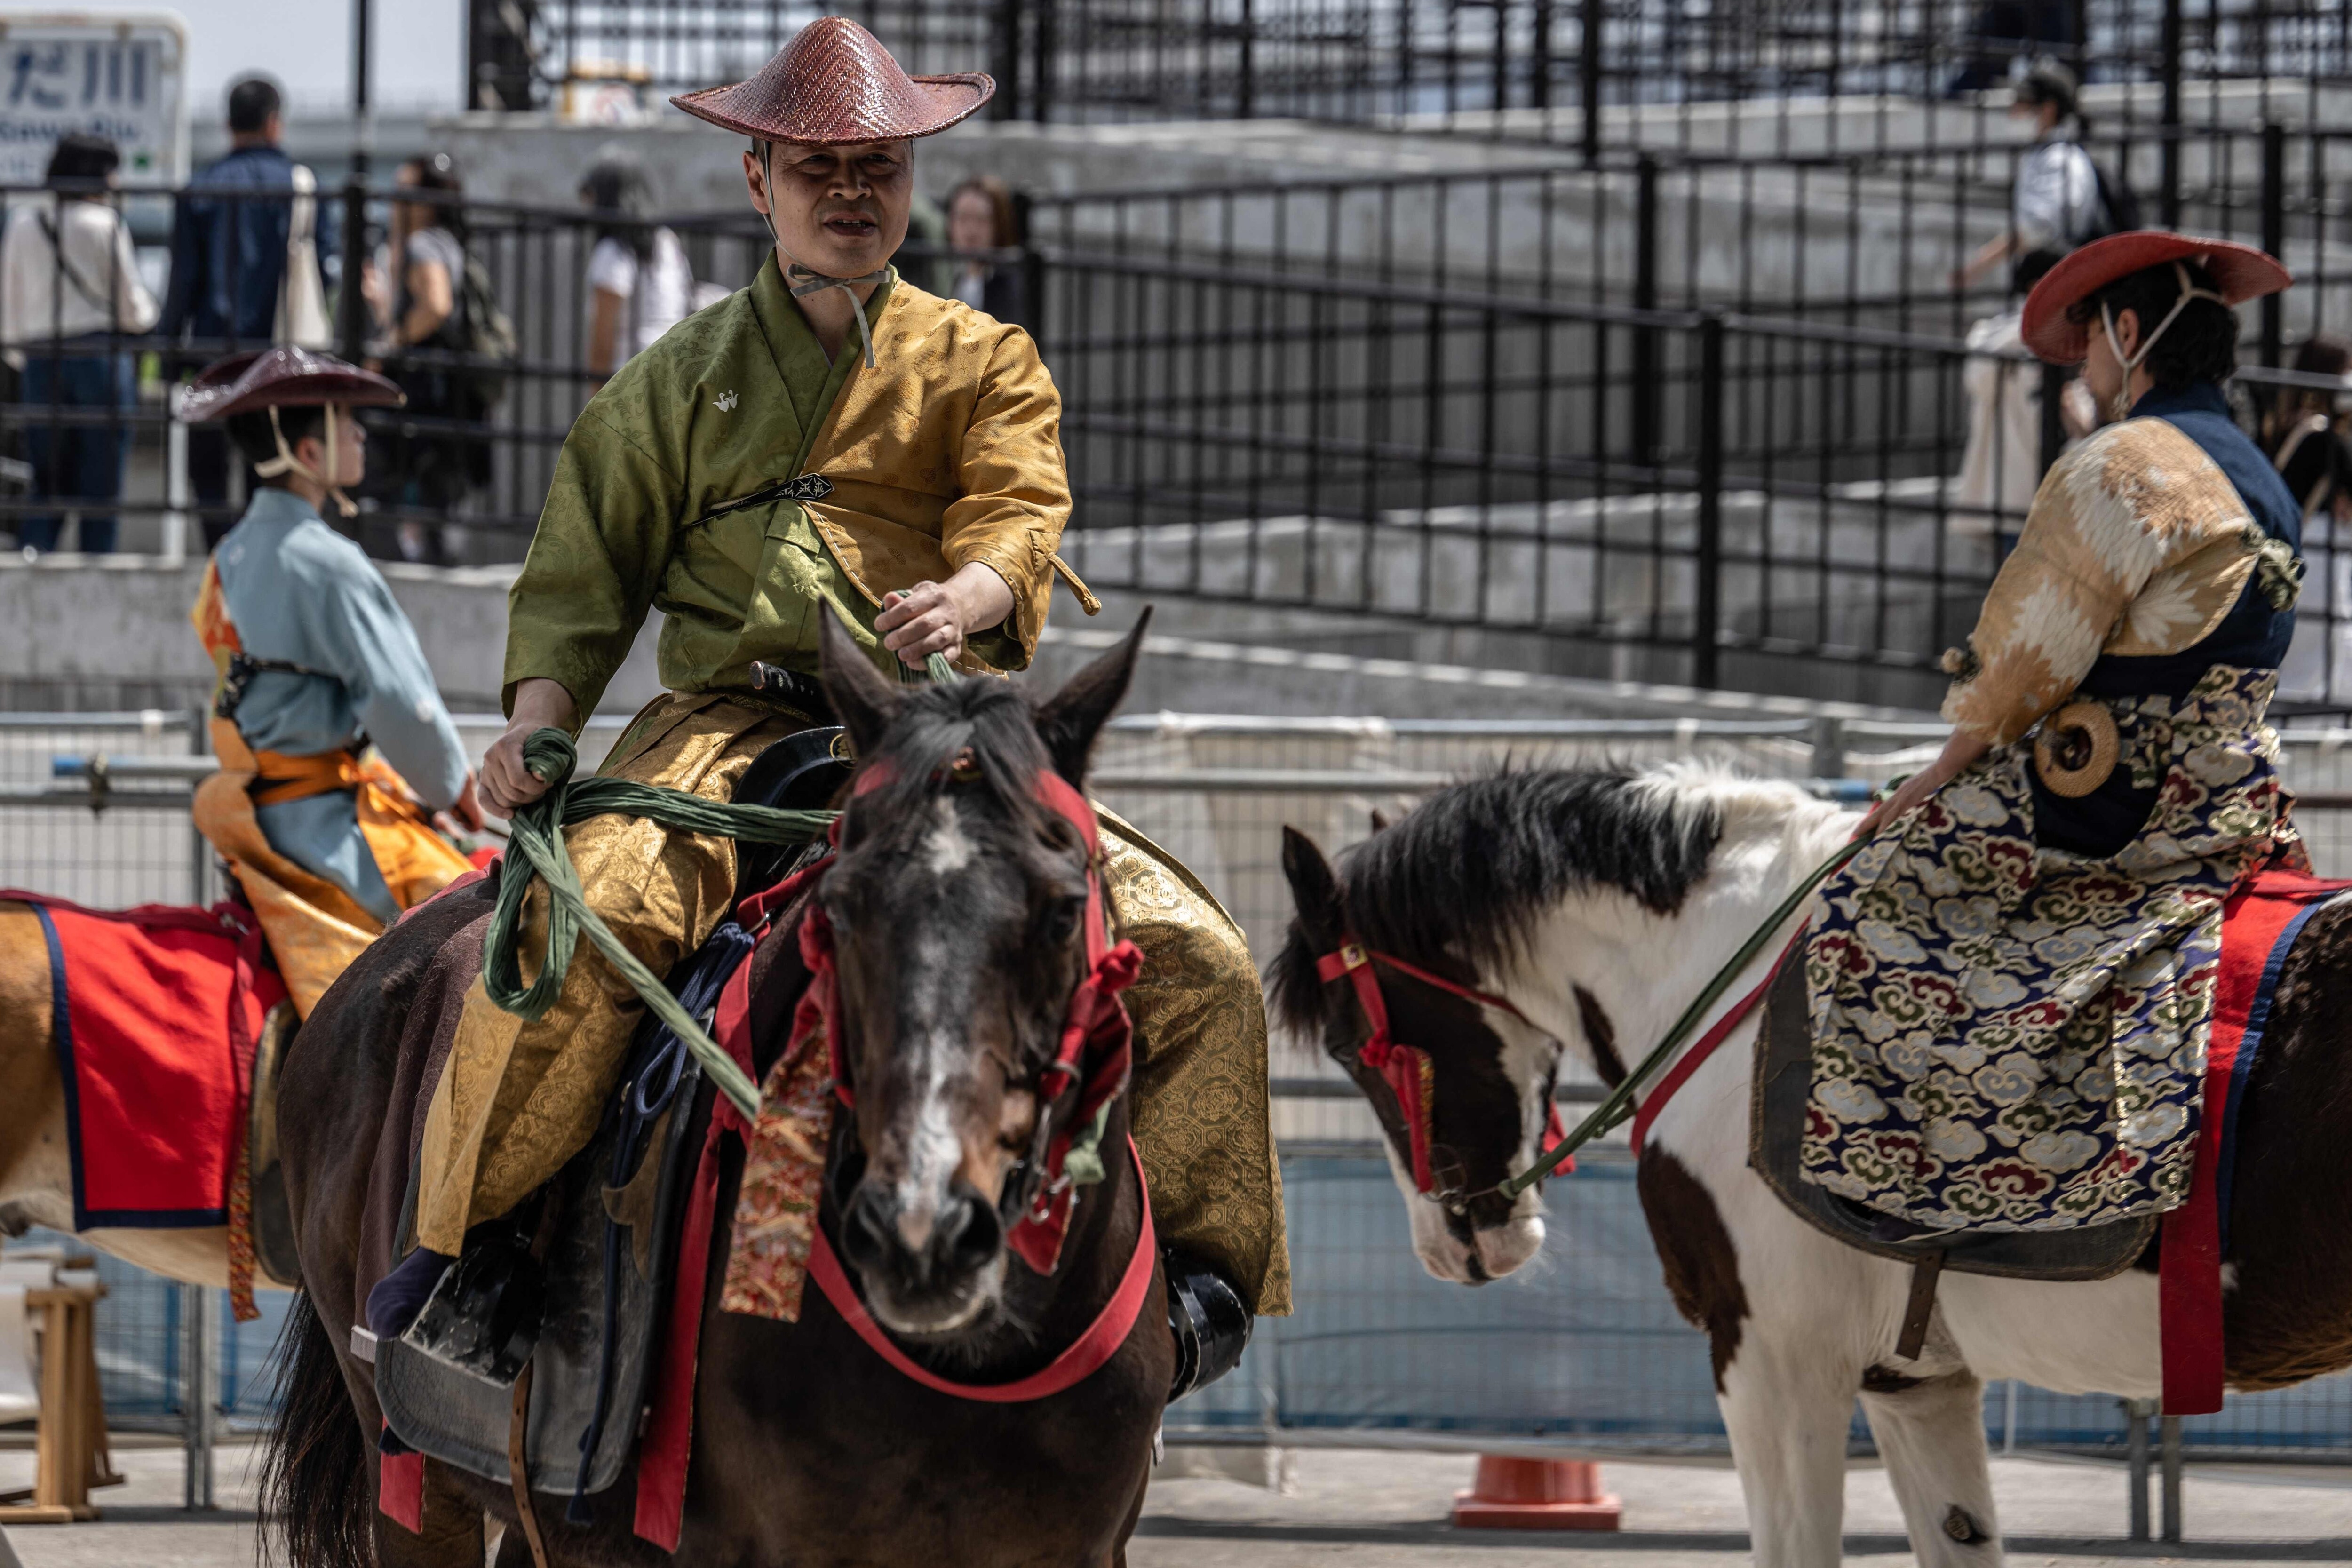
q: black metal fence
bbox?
[477,0,2352,156]
[7,134,2352,706]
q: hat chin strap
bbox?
[758,141,886,370]
[2101,261,2228,422]
[252,404,356,518]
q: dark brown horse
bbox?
[263,616,1172,1567]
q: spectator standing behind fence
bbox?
[160,77,339,548]
[366,154,488,563]
[946,175,1025,326]
[0,134,159,554]
[579,150,697,385]
[1954,65,2115,292]
[2264,336,2352,526]
[1955,247,2063,536]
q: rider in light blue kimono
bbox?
[185,348,482,934]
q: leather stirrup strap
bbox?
[1896,1250,1945,1361]
[508,1362,550,1568]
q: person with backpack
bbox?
[0,133,159,553]
[160,77,340,548]
[1955,64,2134,292]
[370,152,511,562]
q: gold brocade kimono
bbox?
[420,267,1290,1313]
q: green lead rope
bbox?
[1495,833,1871,1201]
[484,728,838,1120]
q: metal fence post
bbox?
[2260,120,2286,372]
[1237,0,1256,119]
[1693,314,1725,691]
[1029,0,1055,124]
[187,706,208,903]
[2037,361,2068,485]
[1632,157,1660,468]
[182,1284,213,1510]
[2159,1414,2184,1543]
[338,176,369,365]
[991,0,1023,120]
[2160,0,2183,228]
[2124,1397,2153,1542]
[1580,0,1604,163]
[1809,716,1847,780]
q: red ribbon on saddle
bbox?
[1315,939,1568,1195]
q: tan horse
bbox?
[0,902,239,1288]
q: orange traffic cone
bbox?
[1452,1455,1621,1530]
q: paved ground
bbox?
[0,1437,2345,1564]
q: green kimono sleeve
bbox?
[501,407,684,721]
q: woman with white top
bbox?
[580,151,695,384]
[1955,64,2108,292]
[0,133,159,553]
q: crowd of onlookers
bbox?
[0,74,1036,564]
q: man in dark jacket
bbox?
[160,78,342,545]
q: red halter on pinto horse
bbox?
[263,616,1172,1568]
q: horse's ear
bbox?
[1281,826,1343,942]
[1033,607,1150,787]
[1368,808,1391,834]
[818,608,905,758]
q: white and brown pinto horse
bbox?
[1272,764,2352,1567]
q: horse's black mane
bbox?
[1268,767,1724,1035]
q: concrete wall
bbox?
[0,550,1936,721]
[0,552,664,719]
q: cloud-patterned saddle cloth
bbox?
[1798,665,2300,1233]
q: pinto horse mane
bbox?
[1269,763,1756,1037]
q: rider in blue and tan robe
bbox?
[183,347,484,1015]
[1804,233,2307,1233]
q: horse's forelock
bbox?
[847,679,1058,842]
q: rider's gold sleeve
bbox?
[1943,417,2265,747]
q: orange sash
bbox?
[189,560,473,1013]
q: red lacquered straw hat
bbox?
[670,17,993,144]
[179,346,403,422]
[2022,231,2291,365]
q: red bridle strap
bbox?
[1315,939,1565,1196]
[1626,921,1810,1157]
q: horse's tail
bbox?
[260,1289,373,1568]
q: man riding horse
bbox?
[1808,230,2307,1233]
[369,17,1286,1385]
[183,347,487,1014]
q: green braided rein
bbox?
[481,651,959,1120]
[485,728,837,1118]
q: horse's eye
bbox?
[1040,894,1085,945]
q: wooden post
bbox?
[0,1284,119,1524]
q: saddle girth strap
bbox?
[508,1362,549,1568]
[1895,1251,1945,1362]
[247,746,366,809]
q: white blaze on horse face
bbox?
[925,796,975,876]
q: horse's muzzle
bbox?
[837,1176,1005,1333]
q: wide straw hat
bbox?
[180,346,404,422]
[670,17,993,144]
[2021,231,2291,364]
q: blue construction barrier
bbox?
[32,1154,2352,1459]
